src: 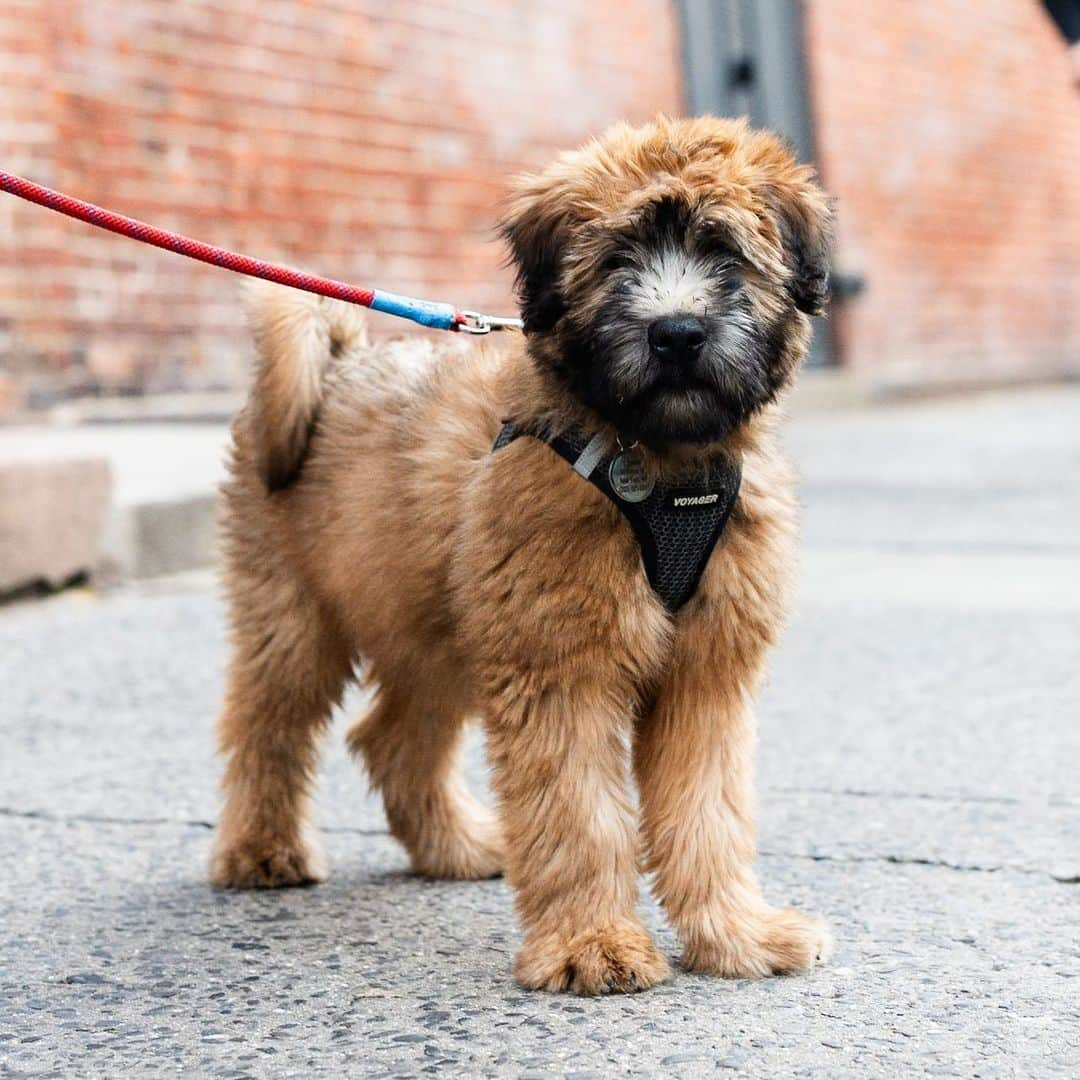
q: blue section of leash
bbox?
[370,290,460,331]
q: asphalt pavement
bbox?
[2,386,1078,1077]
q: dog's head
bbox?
[499,116,833,446]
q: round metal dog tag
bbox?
[609,446,656,503]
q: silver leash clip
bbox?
[456,309,525,334]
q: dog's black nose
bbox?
[648,316,707,360]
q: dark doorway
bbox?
[677,0,834,366]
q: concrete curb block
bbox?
[99,493,219,584]
[0,422,229,597]
[0,457,113,593]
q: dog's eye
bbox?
[601,251,633,273]
[694,225,742,264]
[718,268,744,294]
[699,237,740,263]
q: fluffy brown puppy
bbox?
[211,116,834,995]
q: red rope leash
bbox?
[0,169,521,334]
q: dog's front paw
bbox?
[209,833,326,889]
[684,907,832,979]
[515,922,670,995]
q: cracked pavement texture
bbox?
[2,387,1079,1077]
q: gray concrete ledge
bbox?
[0,423,229,595]
[0,456,112,593]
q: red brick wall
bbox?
[0,0,682,411]
[5,1,1078,409]
[806,0,1080,389]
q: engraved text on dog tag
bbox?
[609,446,655,503]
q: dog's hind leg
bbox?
[347,677,503,880]
[210,545,354,889]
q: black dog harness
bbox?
[493,422,742,611]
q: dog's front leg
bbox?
[633,654,831,979]
[484,687,670,995]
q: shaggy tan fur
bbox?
[210,116,833,995]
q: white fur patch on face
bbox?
[628,246,716,320]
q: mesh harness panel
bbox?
[493,422,742,612]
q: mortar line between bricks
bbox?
[2,806,1074,884]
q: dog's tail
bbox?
[244,281,369,491]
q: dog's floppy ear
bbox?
[498,172,574,334]
[765,172,835,316]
